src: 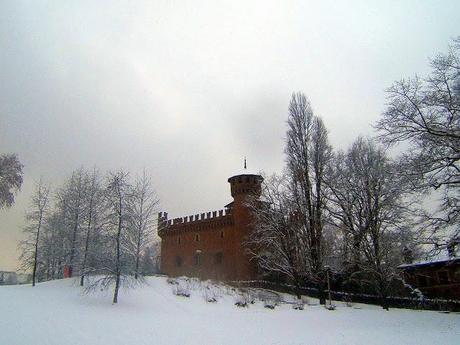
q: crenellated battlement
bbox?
[159,171,263,281]
[158,208,234,236]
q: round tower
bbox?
[227,173,263,280]
[227,173,264,222]
[228,174,263,202]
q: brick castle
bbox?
[158,173,263,281]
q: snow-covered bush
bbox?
[234,292,252,307]
[264,299,277,309]
[257,289,280,309]
[203,284,220,303]
[247,290,257,304]
[172,278,191,298]
[234,300,248,307]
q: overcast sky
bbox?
[1,0,459,271]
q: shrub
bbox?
[264,300,277,309]
[235,292,252,308]
[203,285,219,303]
[172,278,191,298]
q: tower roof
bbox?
[227,173,263,183]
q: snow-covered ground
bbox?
[0,276,458,345]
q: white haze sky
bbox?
[1,1,459,270]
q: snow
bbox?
[0,276,459,345]
[398,256,459,269]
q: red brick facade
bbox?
[158,174,263,281]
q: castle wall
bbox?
[158,174,262,282]
[160,214,235,280]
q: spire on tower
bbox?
[244,157,247,170]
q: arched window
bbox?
[177,236,181,245]
[194,252,202,266]
[220,231,224,239]
[195,233,200,242]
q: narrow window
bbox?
[195,233,200,242]
[220,231,224,239]
[214,252,223,265]
[194,252,201,266]
[175,256,182,267]
[177,236,181,245]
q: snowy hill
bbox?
[0,276,458,345]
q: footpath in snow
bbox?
[0,276,459,345]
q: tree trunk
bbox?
[80,213,92,286]
[292,272,303,300]
[113,193,123,304]
[68,211,79,278]
[134,255,140,280]
[134,197,144,280]
[380,295,389,311]
[113,271,121,304]
[378,277,389,310]
[318,280,327,305]
[134,231,141,280]
[32,214,43,287]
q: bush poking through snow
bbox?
[247,290,257,304]
[264,300,277,309]
[257,289,280,309]
[235,292,252,308]
[235,300,248,308]
[173,285,190,297]
[203,286,219,303]
[172,278,191,298]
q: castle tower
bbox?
[227,174,263,216]
[227,173,263,280]
[157,168,264,282]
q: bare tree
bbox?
[247,173,305,299]
[107,170,129,303]
[375,37,460,248]
[285,92,333,304]
[41,211,67,280]
[56,168,87,277]
[126,170,159,279]
[19,179,50,286]
[327,149,365,272]
[328,137,416,309]
[0,153,23,209]
[84,170,140,304]
[80,168,104,286]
